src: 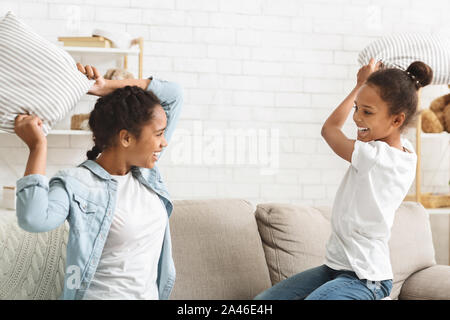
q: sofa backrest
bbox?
[0,200,436,300]
[388,202,437,298]
[1,199,273,300]
[254,201,436,300]
[169,199,272,299]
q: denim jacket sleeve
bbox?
[146,78,183,153]
[16,174,70,233]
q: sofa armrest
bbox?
[399,265,450,300]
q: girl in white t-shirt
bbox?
[255,59,433,300]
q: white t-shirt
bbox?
[83,171,168,300]
[324,138,417,281]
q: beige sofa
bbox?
[0,200,449,300]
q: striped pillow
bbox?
[358,33,450,85]
[0,12,91,135]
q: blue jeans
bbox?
[254,265,392,300]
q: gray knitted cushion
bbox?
[0,210,68,300]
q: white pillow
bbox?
[0,12,91,135]
[358,33,450,85]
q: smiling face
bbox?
[120,105,168,169]
[353,84,405,143]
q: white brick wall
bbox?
[1,0,449,207]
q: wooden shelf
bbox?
[421,132,450,138]
[48,130,91,135]
[0,130,91,136]
[60,46,139,55]
[427,208,450,215]
[0,208,15,214]
[413,90,450,205]
[58,37,144,79]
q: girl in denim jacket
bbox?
[14,64,182,300]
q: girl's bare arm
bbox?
[321,58,380,162]
[76,63,150,96]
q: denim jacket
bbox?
[15,78,183,300]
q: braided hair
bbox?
[365,61,433,131]
[86,85,161,160]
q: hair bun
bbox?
[86,145,101,160]
[406,61,433,89]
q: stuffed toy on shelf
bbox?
[103,68,135,80]
[422,85,450,133]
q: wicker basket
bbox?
[419,193,450,209]
[404,193,450,208]
[70,113,90,130]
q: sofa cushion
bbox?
[388,202,436,299]
[399,265,450,300]
[0,12,91,135]
[169,199,272,299]
[0,209,68,299]
[255,203,331,285]
[255,201,436,300]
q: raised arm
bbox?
[77,63,183,144]
[76,63,150,96]
[14,115,47,176]
[321,58,380,162]
[78,63,183,160]
[14,115,69,232]
[145,78,183,145]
